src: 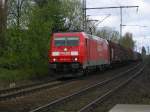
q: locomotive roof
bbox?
[53,32,109,45]
[53,32,84,35]
[53,32,107,42]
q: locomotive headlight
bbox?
[52,52,59,56]
[53,58,56,62]
[71,51,78,56]
[74,58,78,61]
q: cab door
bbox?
[86,38,90,65]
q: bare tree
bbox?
[0,0,8,32]
[119,32,135,50]
[62,0,83,31]
[7,0,31,29]
[96,27,119,43]
[0,0,8,55]
[142,46,146,57]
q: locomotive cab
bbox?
[49,33,84,73]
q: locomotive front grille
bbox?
[49,62,81,72]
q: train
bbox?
[48,32,141,76]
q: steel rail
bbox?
[78,66,144,112]
[0,80,68,101]
[29,63,141,112]
[0,78,56,94]
[0,63,135,101]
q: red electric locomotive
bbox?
[48,32,141,76]
[49,32,110,75]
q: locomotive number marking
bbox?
[60,52,71,55]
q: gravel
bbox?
[0,63,137,112]
[93,64,150,112]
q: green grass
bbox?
[0,56,49,82]
[0,68,35,82]
[0,67,49,82]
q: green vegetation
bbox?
[0,0,136,82]
[0,0,83,81]
[119,32,135,50]
[0,68,33,82]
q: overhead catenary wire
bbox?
[82,0,139,38]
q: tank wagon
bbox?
[48,32,141,76]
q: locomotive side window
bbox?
[54,37,79,46]
[54,38,66,46]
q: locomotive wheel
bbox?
[82,69,89,76]
[76,70,84,76]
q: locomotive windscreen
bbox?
[54,37,79,46]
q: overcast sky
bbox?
[86,0,150,53]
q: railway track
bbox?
[0,78,73,101]
[29,63,143,112]
[0,63,135,102]
[78,66,144,112]
[0,78,56,94]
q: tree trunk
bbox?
[0,0,8,55]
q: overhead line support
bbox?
[83,5,139,38]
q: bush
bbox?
[0,1,63,79]
[0,68,32,82]
[0,0,83,81]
